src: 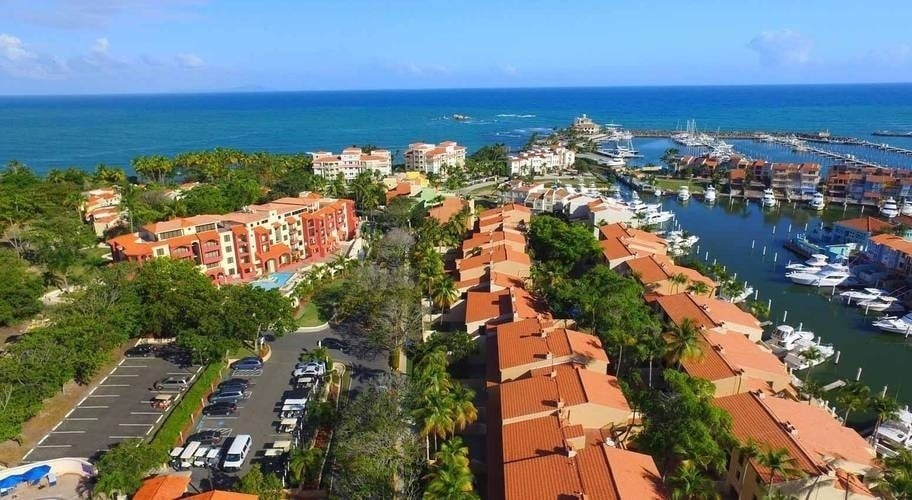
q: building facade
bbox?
[311,147,392,180]
[404,141,466,175]
[507,146,575,176]
[108,193,357,282]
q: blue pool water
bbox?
[250,271,295,291]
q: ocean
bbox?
[3,84,912,174]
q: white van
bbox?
[222,434,252,471]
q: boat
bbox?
[881,197,900,218]
[452,113,471,121]
[601,157,626,168]
[874,408,912,457]
[767,324,815,353]
[872,312,912,334]
[704,185,717,204]
[902,199,912,217]
[783,343,836,371]
[873,131,912,137]
[653,188,663,197]
[856,295,904,313]
[665,230,699,247]
[786,264,852,287]
[785,254,829,273]
[760,188,777,208]
[808,192,825,211]
[840,287,890,304]
[642,210,675,225]
[677,185,691,201]
[720,284,754,303]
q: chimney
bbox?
[549,369,557,379]
[700,303,710,311]
[564,439,577,458]
[753,390,766,399]
[783,421,798,436]
[539,328,548,339]
[545,351,554,360]
[557,398,565,409]
[713,344,725,354]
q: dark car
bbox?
[202,402,237,416]
[320,338,347,351]
[218,378,251,390]
[125,344,157,358]
[186,430,223,446]
[230,357,263,370]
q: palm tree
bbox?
[875,448,912,499]
[835,381,871,422]
[798,346,823,384]
[869,394,901,446]
[449,382,478,433]
[288,447,324,487]
[663,317,704,368]
[413,390,456,452]
[667,461,719,500]
[430,276,458,312]
[423,461,477,499]
[756,447,803,494]
[414,349,451,394]
[670,273,689,294]
[436,436,471,469]
[686,280,711,297]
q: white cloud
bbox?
[91,37,110,54]
[501,64,519,77]
[0,32,67,79]
[747,29,813,67]
[175,52,204,68]
[395,62,451,78]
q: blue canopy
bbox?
[23,465,51,482]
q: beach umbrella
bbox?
[23,465,51,483]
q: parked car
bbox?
[293,361,326,377]
[320,338,347,351]
[125,344,158,357]
[186,430,223,446]
[208,388,249,403]
[202,402,237,416]
[218,378,251,390]
[230,357,263,370]
[153,376,191,390]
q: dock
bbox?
[822,379,847,392]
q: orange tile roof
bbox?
[626,255,670,283]
[870,233,912,256]
[598,446,666,500]
[836,216,892,234]
[133,474,191,500]
[144,214,222,234]
[682,330,787,382]
[108,233,154,256]
[428,196,466,224]
[478,203,532,218]
[458,245,532,271]
[690,294,762,330]
[499,364,630,421]
[501,415,585,463]
[652,293,719,330]
[461,230,526,253]
[466,288,513,324]
[495,319,608,372]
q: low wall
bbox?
[0,457,95,479]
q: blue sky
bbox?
[1,0,911,94]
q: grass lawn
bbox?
[150,361,224,450]
[654,177,704,193]
[296,301,327,327]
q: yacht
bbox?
[653,188,663,197]
[665,231,699,248]
[808,192,826,211]
[761,188,777,208]
[783,343,836,371]
[882,197,900,218]
[873,312,912,334]
[785,254,829,273]
[902,199,912,217]
[874,408,912,457]
[840,287,889,304]
[786,264,852,287]
[767,324,815,353]
[678,185,691,201]
[856,295,904,313]
[642,210,675,225]
[602,157,626,168]
[704,185,717,204]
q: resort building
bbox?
[587,198,636,227]
[571,114,601,137]
[404,141,467,175]
[866,233,912,276]
[715,391,879,500]
[81,188,124,237]
[681,329,791,397]
[461,229,526,256]
[476,204,532,233]
[311,147,392,180]
[825,164,912,204]
[107,193,357,282]
[768,162,821,196]
[427,196,471,226]
[455,245,531,283]
[507,145,576,176]
[491,318,608,382]
[649,292,764,341]
[618,254,716,297]
[830,216,892,246]
[459,286,544,334]
[597,222,668,269]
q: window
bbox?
[227,257,234,264]
[155,248,165,256]
[225,246,233,253]
[224,234,231,242]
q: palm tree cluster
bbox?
[422,436,479,499]
[737,440,804,497]
[294,254,359,300]
[411,348,479,456]
[876,448,912,498]
[663,317,705,368]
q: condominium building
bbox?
[404,141,466,175]
[107,193,357,282]
[507,146,575,176]
[311,147,392,180]
[825,164,912,203]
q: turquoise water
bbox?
[250,271,295,291]
[3,84,912,174]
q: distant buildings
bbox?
[108,193,357,282]
[405,141,467,175]
[825,164,912,203]
[571,113,601,137]
[81,187,124,237]
[311,147,392,180]
[507,145,575,176]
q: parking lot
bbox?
[23,352,201,463]
[189,327,388,488]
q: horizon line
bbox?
[2,81,912,98]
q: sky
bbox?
[1,0,911,95]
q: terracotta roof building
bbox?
[457,286,546,334]
[491,318,609,382]
[618,254,716,297]
[455,245,532,283]
[405,141,467,175]
[311,147,392,180]
[681,330,791,397]
[428,196,469,225]
[461,229,527,256]
[651,293,764,341]
[477,203,532,233]
[597,223,668,269]
[714,391,878,500]
[133,474,191,500]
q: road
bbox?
[188,326,389,492]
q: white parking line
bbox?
[100,375,110,384]
[67,418,99,421]
[131,411,161,415]
[156,415,163,423]
[109,374,139,377]
[36,444,72,448]
[64,409,74,419]
[100,384,130,387]
[119,423,153,426]
[167,372,194,376]
[108,435,143,439]
[120,365,148,368]
[21,449,33,460]
[50,430,85,434]
[78,405,109,409]
[37,435,48,445]
[88,394,119,398]
[117,358,125,366]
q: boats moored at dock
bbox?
[872,312,912,334]
[677,185,691,201]
[808,192,825,211]
[881,197,900,218]
[703,185,716,203]
[760,188,777,208]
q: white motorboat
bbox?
[596,155,626,168]
[902,199,912,217]
[665,230,699,248]
[704,185,717,204]
[785,254,830,273]
[857,295,903,313]
[761,188,777,208]
[767,324,815,353]
[882,197,900,218]
[642,210,675,225]
[720,284,754,303]
[783,343,835,371]
[786,265,852,287]
[873,312,912,334]
[840,287,890,304]
[874,408,912,457]
[653,188,663,197]
[808,192,825,211]
[678,185,691,201]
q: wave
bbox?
[496,114,536,118]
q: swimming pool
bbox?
[250,271,295,291]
